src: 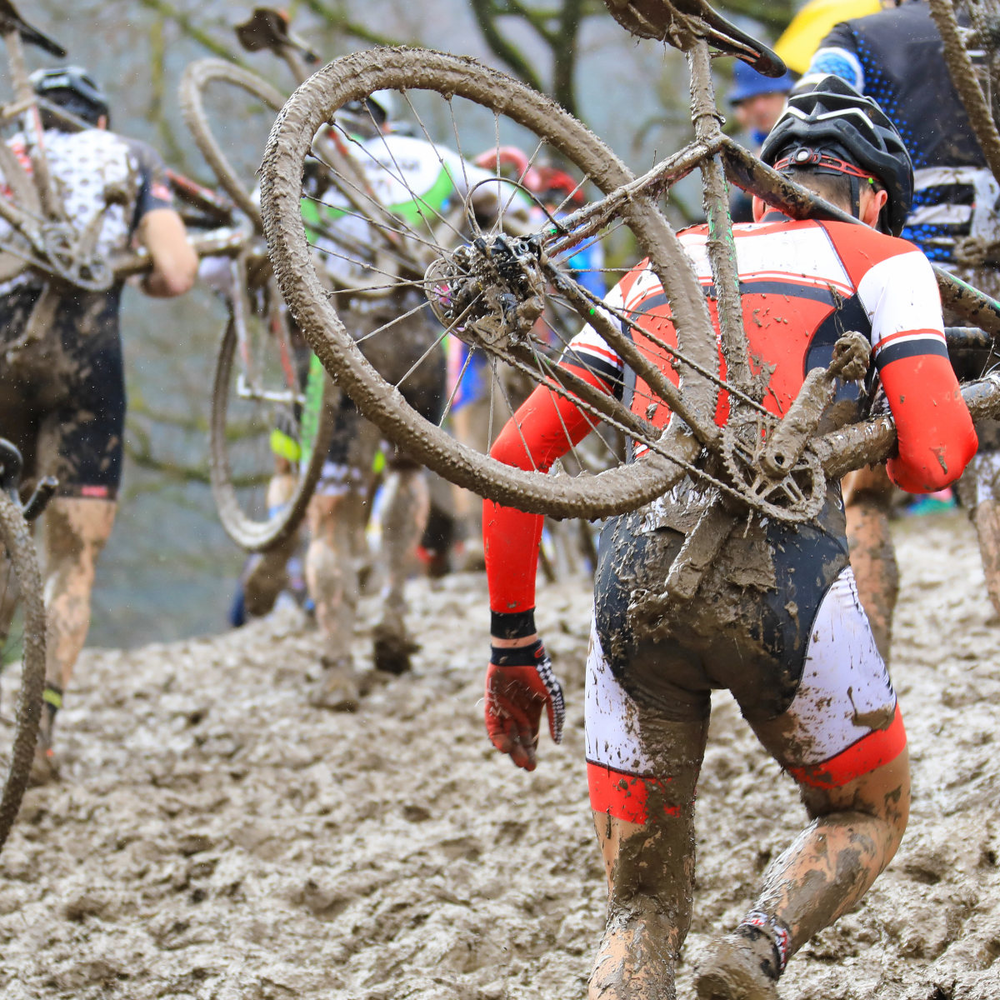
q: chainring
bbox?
[720,416,826,523]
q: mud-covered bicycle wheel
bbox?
[930,0,1000,183]
[209,275,338,552]
[0,492,46,853]
[180,58,287,230]
[261,47,720,520]
[0,141,43,283]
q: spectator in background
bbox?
[727,61,795,221]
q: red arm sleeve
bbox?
[848,242,977,493]
[881,352,977,493]
[484,368,604,620]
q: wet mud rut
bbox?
[2,512,1000,999]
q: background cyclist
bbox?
[245,91,530,709]
[726,60,795,222]
[0,66,197,782]
[798,0,1000,653]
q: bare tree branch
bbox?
[124,442,211,484]
[552,0,584,115]
[297,0,408,47]
[468,0,548,97]
[716,0,796,41]
[132,0,244,62]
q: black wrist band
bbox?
[490,639,544,667]
[490,608,536,639]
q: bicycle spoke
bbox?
[304,201,432,272]
[379,96,473,246]
[524,338,627,465]
[311,128,458,260]
[353,296,446,352]
[439,340,478,426]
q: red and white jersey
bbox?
[566,214,952,461]
[485,213,977,617]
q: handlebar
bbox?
[21,476,56,521]
[0,438,24,496]
[0,1,65,58]
[109,226,251,279]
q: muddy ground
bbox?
[1,510,999,999]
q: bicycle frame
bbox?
[547,38,1000,345]
[237,9,394,236]
[258,14,1000,527]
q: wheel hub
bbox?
[425,234,546,352]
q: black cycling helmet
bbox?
[29,66,109,127]
[760,75,913,236]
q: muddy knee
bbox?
[306,538,356,614]
[42,498,117,688]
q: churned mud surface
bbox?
[3,510,1000,999]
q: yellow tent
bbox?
[774,0,883,74]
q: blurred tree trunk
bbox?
[467,0,605,119]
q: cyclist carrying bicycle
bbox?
[0,66,198,782]
[480,78,975,999]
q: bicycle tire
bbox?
[180,58,287,231]
[929,0,1000,184]
[209,302,339,552]
[261,47,719,520]
[0,492,46,853]
[0,141,41,220]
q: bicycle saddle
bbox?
[0,0,65,58]
[234,7,319,64]
[603,0,786,77]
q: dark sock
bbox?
[735,911,791,980]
